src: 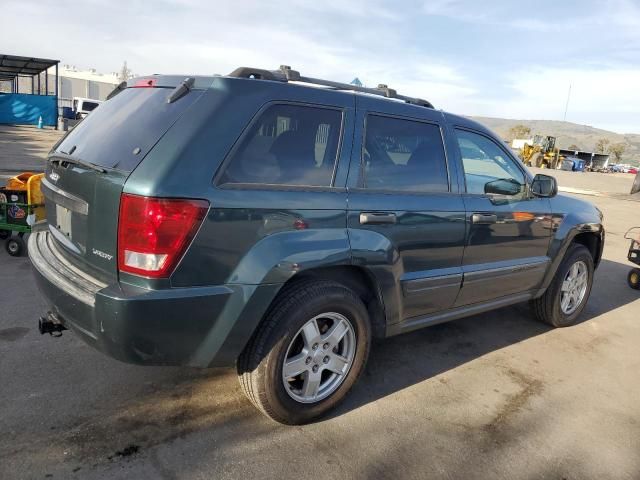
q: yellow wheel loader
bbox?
[520,135,562,169]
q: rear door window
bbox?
[54,87,201,172]
[219,104,343,187]
[361,115,449,192]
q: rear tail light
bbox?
[117,194,209,278]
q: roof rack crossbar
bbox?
[228,65,434,109]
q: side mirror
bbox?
[531,174,558,198]
[484,178,522,196]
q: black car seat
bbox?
[269,130,317,184]
[405,141,448,191]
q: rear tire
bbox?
[0,230,10,240]
[238,280,371,424]
[530,152,543,168]
[628,268,640,290]
[531,244,594,327]
[6,237,24,257]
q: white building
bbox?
[7,65,122,106]
[511,138,533,150]
[47,65,121,108]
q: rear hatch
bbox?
[43,79,204,283]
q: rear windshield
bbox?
[54,88,201,172]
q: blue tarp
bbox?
[0,93,56,126]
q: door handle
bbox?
[472,213,498,224]
[360,212,397,225]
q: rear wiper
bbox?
[49,152,107,173]
[106,81,127,100]
[167,77,195,103]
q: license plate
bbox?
[56,204,72,238]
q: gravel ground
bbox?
[0,125,62,179]
[530,167,637,197]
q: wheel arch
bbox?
[228,266,387,369]
[537,222,604,297]
[572,231,604,268]
[279,265,387,338]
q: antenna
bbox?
[563,84,571,121]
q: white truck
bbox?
[73,97,102,119]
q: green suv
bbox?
[30,66,604,424]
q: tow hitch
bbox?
[39,312,67,337]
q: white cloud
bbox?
[471,66,640,133]
[0,0,638,132]
[0,0,476,109]
[422,0,640,34]
[423,0,464,16]
[291,0,403,21]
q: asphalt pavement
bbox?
[0,126,62,179]
[530,167,637,198]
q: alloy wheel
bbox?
[282,312,356,404]
[560,260,589,315]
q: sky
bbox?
[2,0,639,133]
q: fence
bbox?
[0,93,57,126]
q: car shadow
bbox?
[577,258,639,321]
[327,258,638,420]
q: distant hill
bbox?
[470,116,640,165]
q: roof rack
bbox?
[228,65,434,109]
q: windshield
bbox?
[54,87,201,172]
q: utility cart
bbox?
[625,227,640,290]
[0,172,46,256]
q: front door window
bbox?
[455,129,526,199]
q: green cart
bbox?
[625,227,640,290]
[0,201,44,256]
[0,173,46,257]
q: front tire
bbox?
[531,244,594,327]
[238,280,371,424]
[530,152,543,168]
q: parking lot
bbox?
[0,125,62,179]
[1,127,640,479]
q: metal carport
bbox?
[559,149,610,170]
[0,54,60,129]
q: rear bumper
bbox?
[29,231,279,367]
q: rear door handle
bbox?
[472,213,498,224]
[360,212,397,225]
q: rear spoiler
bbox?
[105,76,203,102]
[105,81,126,101]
